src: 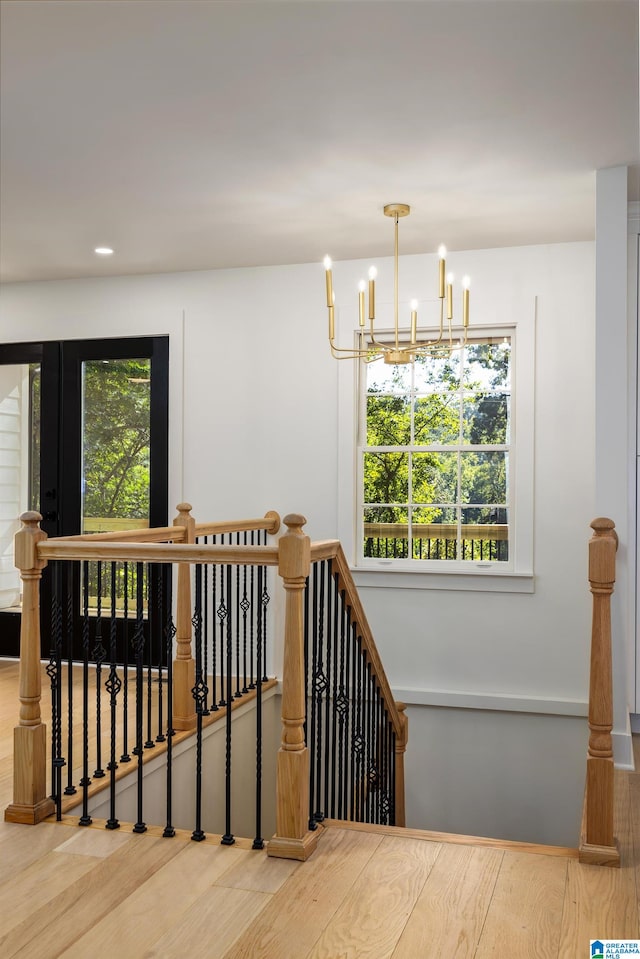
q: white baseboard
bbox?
[391,686,588,717]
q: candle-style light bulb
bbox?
[462,275,470,327]
[368,266,377,320]
[324,255,333,307]
[446,271,454,320]
[410,299,418,344]
[438,245,446,298]
[358,280,366,327]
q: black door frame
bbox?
[0,335,169,658]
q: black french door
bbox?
[0,336,169,657]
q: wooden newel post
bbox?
[268,514,318,861]
[579,516,620,866]
[172,503,196,731]
[5,512,55,824]
[394,702,408,828]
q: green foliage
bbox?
[362,340,511,558]
[82,359,150,523]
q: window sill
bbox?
[350,564,535,593]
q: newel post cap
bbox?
[279,514,310,580]
[15,512,48,572]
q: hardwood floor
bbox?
[2,659,639,958]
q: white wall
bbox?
[0,238,606,845]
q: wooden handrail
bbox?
[47,510,281,544]
[578,517,620,867]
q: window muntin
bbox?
[360,335,512,565]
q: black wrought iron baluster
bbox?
[106,563,122,830]
[63,563,76,797]
[329,569,340,819]
[313,561,327,825]
[343,609,353,822]
[335,591,348,821]
[366,661,375,824]
[202,544,210,714]
[210,544,218,710]
[390,721,397,826]
[48,562,65,819]
[305,564,315,830]
[354,635,365,822]
[145,564,155,751]
[163,565,176,838]
[222,564,235,845]
[348,623,358,821]
[191,562,206,841]
[234,534,241,699]
[120,563,131,764]
[93,562,105,778]
[241,533,249,694]
[261,556,269,684]
[249,538,256,690]
[252,564,265,850]
[155,564,166,744]
[323,563,334,820]
[79,562,92,826]
[132,563,147,834]
[218,537,226,707]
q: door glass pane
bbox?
[0,363,40,609]
[82,358,151,615]
[81,358,151,534]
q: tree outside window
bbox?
[361,336,511,563]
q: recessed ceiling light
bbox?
[94,246,114,256]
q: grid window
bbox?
[360,336,512,564]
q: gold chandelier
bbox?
[323,203,470,364]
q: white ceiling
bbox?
[0,0,638,283]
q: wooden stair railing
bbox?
[578,516,620,867]
[5,508,404,866]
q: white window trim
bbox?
[336,303,536,594]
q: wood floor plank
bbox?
[53,824,133,857]
[391,844,504,959]
[0,851,101,938]
[217,847,300,893]
[557,857,639,955]
[222,826,385,959]
[306,835,441,959]
[474,852,567,959]
[0,833,185,959]
[0,822,72,882]
[144,885,272,959]
[59,840,254,959]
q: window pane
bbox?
[366,358,412,394]
[414,351,461,393]
[363,452,408,504]
[366,395,411,446]
[82,358,151,534]
[363,507,409,559]
[463,340,511,390]
[460,451,508,505]
[414,394,460,445]
[462,393,510,445]
[413,452,458,504]
[461,507,509,562]
[0,364,38,610]
[411,506,458,560]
